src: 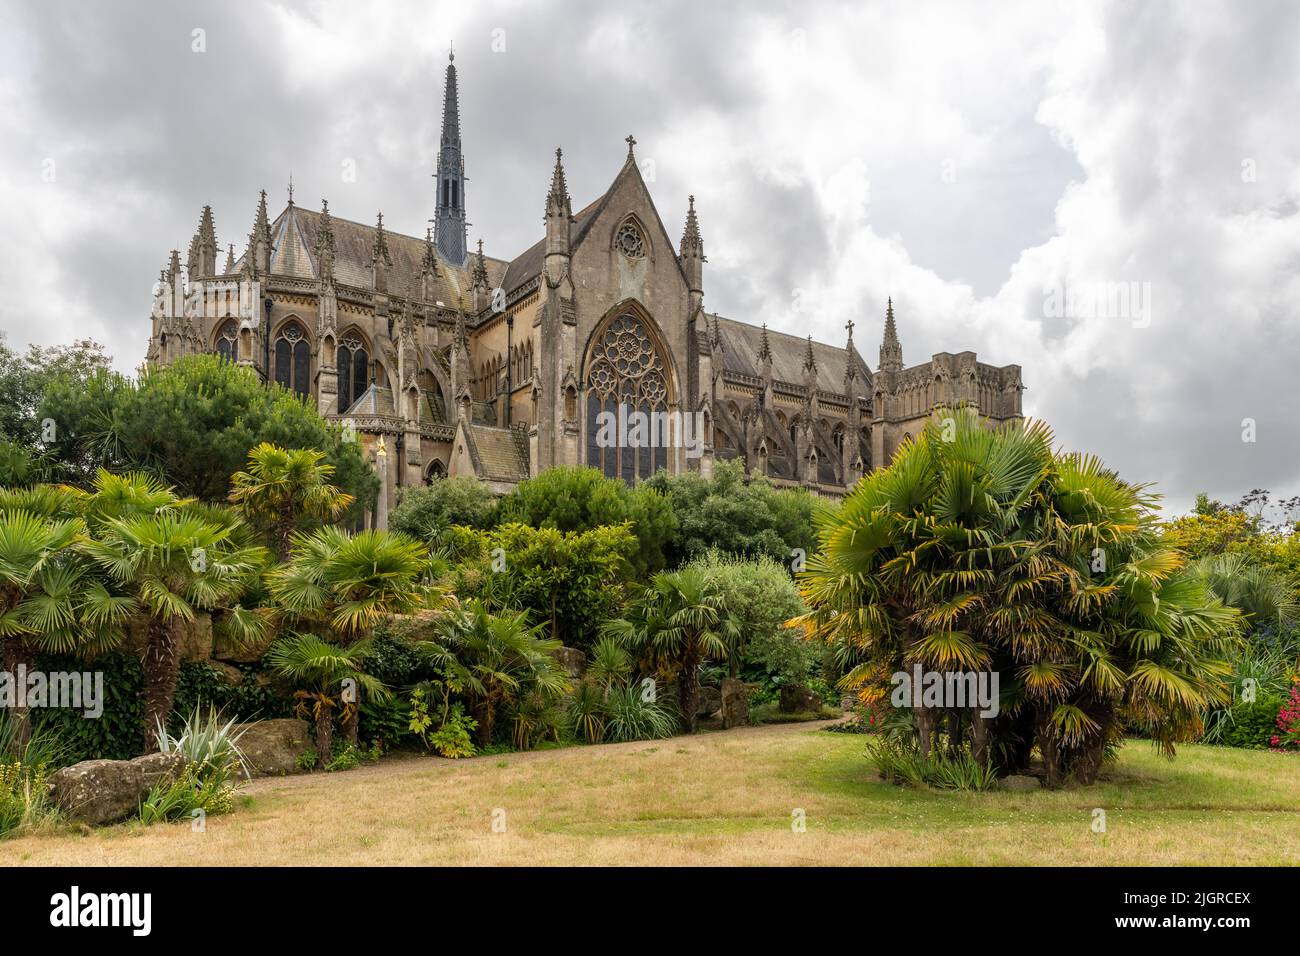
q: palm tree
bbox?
[795,407,1242,785]
[1188,552,1298,632]
[605,567,731,733]
[428,599,569,745]
[0,484,134,751]
[265,632,387,766]
[229,443,355,561]
[268,526,440,743]
[84,500,267,751]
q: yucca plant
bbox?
[568,682,607,744]
[601,684,678,743]
[154,704,252,786]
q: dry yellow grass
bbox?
[3,722,1297,866]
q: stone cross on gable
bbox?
[845,319,855,338]
[626,134,636,156]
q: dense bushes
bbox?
[39,354,378,512]
[28,654,291,765]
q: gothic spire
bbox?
[879,296,903,372]
[472,237,489,291]
[757,322,772,362]
[422,225,439,276]
[372,211,391,292]
[844,319,858,388]
[434,47,468,267]
[315,199,335,281]
[680,194,703,258]
[247,189,272,276]
[372,211,391,264]
[546,147,571,219]
[803,334,817,373]
[224,243,235,274]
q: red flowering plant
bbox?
[1269,684,1300,752]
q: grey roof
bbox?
[499,193,607,295]
[468,424,530,482]
[712,315,871,393]
[256,205,510,304]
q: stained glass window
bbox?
[584,313,668,483]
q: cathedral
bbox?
[146,52,1025,516]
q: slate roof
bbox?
[250,205,510,305]
[712,315,872,393]
[468,425,530,482]
[499,195,606,295]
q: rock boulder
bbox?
[234,718,312,776]
[47,752,186,826]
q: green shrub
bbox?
[602,684,678,743]
[867,736,998,791]
[1216,697,1286,749]
[426,704,477,759]
[390,476,500,545]
[153,705,251,786]
[138,763,234,825]
[325,743,362,772]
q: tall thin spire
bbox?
[757,322,772,362]
[434,47,468,266]
[680,194,702,258]
[315,199,335,282]
[547,148,571,218]
[803,335,818,373]
[844,319,857,389]
[879,297,903,372]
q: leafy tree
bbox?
[604,567,734,733]
[39,354,378,512]
[0,335,112,447]
[687,551,812,683]
[447,521,637,650]
[498,466,675,575]
[390,476,500,545]
[266,633,387,767]
[229,443,355,561]
[642,459,824,567]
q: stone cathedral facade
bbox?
[145,53,1025,514]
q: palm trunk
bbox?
[276,507,295,563]
[315,706,334,767]
[2,635,33,755]
[1038,707,1062,788]
[341,707,360,746]
[971,710,992,769]
[679,646,702,734]
[142,617,181,752]
[946,709,963,757]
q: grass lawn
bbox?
[3,722,1297,866]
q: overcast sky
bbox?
[2,0,1298,516]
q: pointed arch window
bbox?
[336,332,370,413]
[273,321,311,398]
[585,312,669,483]
[214,319,237,363]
